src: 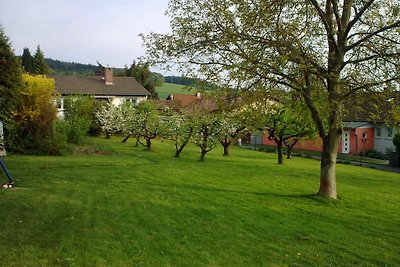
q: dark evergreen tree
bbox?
[0,26,22,123]
[21,47,34,73]
[0,26,23,151]
[33,45,48,74]
[129,61,159,99]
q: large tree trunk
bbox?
[318,130,341,199]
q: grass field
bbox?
[1,137,399,266]
[156,83,193,99]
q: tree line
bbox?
[96,90,316,163]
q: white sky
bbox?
[0,0,173,74]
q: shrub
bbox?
[361,150,388,160]
[9,74,58,154]
[62,95,101,144]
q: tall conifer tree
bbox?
[33,45,48,74]
[0,26,22,122]
[21,47,34,73]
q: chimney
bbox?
[105,68,114,85]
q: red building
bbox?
[261,122,375,156]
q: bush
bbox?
[55,118,91,145]
[393,133,400,154]
[361,150,389,160]
[8,74,59,154]
[62,95,101,144]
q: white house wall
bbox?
[57,96,148,118]
[373,123,398,153]
[109,96,148,106]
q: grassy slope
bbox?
[1,138,399,266]
[156,83,193,99]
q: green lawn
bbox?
[1,137,399,266]
[156,83,192,99]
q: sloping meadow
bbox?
[1,137,399,266]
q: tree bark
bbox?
[318,131,341,199]
[223,145,230,157]
[200,149,207,161]
[145,138,152,151]
[121,134,130,143]
[174,142,187,158]
[287,147,292,159]
[276,139,283,165]
[221,138,231,157]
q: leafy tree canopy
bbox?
[142,0,400,199]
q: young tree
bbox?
[21,48,34,73]
[218,110,246,157]
[143,0,400,199]
[97,101,161,151]
[191,110,221,161]
[33,45,48,74]
[135,101,161,151]
[160,112,194,158]
[264,103,316,164]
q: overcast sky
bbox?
[0,0,172,73]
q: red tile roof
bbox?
[167,93,218,112]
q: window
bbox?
[375,127,381,138]
[127,98,138,106]
[387,127,393,138]
[56,98,64,110]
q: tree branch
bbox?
[346,21,400,51]
[308,0,339,52]
[344,0,375,38]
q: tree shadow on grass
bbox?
[133,180,334,204]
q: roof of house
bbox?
[51,75,150,97]
[166,93,219,112]
[343,92,400,124]
[166,94,201,106]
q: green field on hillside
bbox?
[156,83,194,99]
[1,137,399,266]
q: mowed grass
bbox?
[156,83,192,99]
[1,137,399,266]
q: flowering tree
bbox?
[264,104,316,164]
[218,110,246,157]
[160,112,194,158]
[97,101,161,151]
[191,110,222,161]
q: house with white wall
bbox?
[51,68,150,117]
